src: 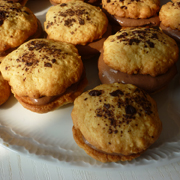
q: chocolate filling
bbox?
[103,9,159,27]
[50,0,101,6]
[76,24,112,59]
[83,136,135,156]
[113,15,160,27]
[98,52,177,93]
[27,72,84,106]
[160,23,180,43]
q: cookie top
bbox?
[72,83,162,156]
[0,72,11,105]
[102,0,160,19]
[0,1,38,52]
[44,1,108,45]
[159,1,180,30]
[103,27,179,77]
[1,39,83,98]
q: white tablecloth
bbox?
[0,145,179,180]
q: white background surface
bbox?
[0,0,180,179]
[0,145,180,180]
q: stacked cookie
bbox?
[102,0,160,29]
[98,27,179,93]
[0,0,43,62]
[159,0,180,43]
[71,83,162,162]
[1,39,87,113]
[44,1,110,59]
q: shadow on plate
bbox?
[1,94,17,110]
[26,0,52,14]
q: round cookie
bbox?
[102,0,160,29]
[98,27,179,93]
[1,39,87,113]
[0,0,43,61]
[71,83,162,162]
[0,72,11,105]
[159,1,180,42]
[44,1,109,59]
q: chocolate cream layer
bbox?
[82,135,137,156]
[160,23,180,43]
[98,52,177,93]
[50,0,101,6]
[28,83,78,105]
[76,24,112,59]
[27,72,85,106]
[113,15,160,27]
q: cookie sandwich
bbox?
[44,1,110,59]
[0,72,11,106]
[159,0,180,43]
[72,83,162,162]
[1,39,87,113]
[102,0,160,30]
[0,0,43,62]
[98,27,179,93]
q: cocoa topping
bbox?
[44,62,52,67]
[125,105,136,115]
[89,90,103,96]
[110,89,124,96]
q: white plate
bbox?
[0,0,180,171]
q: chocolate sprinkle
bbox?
[110,89,124,96]
[125,105,137,115]
[89,90,102,96]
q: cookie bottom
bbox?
[14,75,88,113]
[72,126,142,162]
[0,73,11,106]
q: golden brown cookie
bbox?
[44,1,109,58]
[44,1,108,45]
[1,39,87,113]
[0,1,43,58]
[0,72,11,106]
[102,0,160,29]
[159,1,180,42]
[72,83,162,162]
[103,27,178,76]
[98,27,179,93]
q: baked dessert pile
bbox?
[0,0,179,163]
